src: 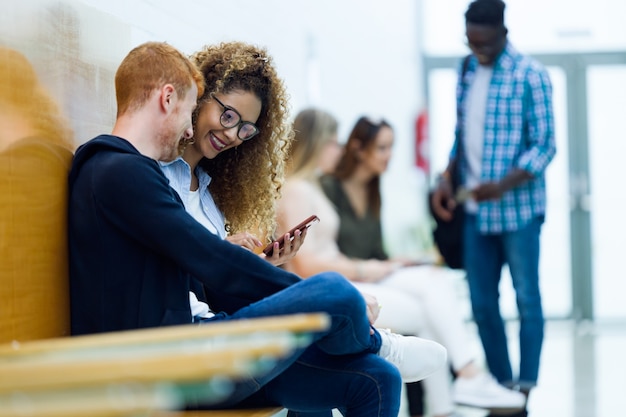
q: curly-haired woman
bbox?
[161,41,298,262]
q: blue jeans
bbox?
[463,214,544,389]
[196,273,402,416]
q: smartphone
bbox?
[263,214,320,256]
[455,187,472,203]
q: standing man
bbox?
[68,41,447,416]
[430,1,556,416]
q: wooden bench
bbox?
[0,313,328,417]
[0,139,327,417]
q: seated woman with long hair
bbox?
[277,109,527,417]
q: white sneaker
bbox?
[453,372,526,412]
[377,328,447,383]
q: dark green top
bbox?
[319,175,388,261]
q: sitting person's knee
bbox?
[305,273,365,315]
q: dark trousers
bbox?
[405,381,425,416]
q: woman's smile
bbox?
[208,131,228,151]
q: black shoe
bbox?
[486,409,528,417]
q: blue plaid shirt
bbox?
[451,43,556,234]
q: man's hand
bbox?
[472,181,504,202]
[472,169,533,202]
[430,175,457,222]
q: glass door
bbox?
[587,64,626,320]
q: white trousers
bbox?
[353,265,475,416]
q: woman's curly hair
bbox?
[190,42,293,242]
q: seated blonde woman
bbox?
[277,109,527,417]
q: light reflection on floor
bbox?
[420,319,626,417]
[310,319,626,417]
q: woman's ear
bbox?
[349,137,363,151]
[349,138,364,159]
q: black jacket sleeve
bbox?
[94,153,302,304]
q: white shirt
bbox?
[187,188,219,235]
[160,157,227,320]
[463,64,493,214]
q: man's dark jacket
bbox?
[68,135,301,335]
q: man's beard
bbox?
[156,129,181,162]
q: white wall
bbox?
[423,0,626,56]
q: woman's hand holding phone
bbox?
[227,227,308,267]
[262,227,307,266]
[263,215,320,257]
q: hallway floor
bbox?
[445,319,626,417]
[280,319,626,417]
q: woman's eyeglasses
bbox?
[211,94,260,141]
